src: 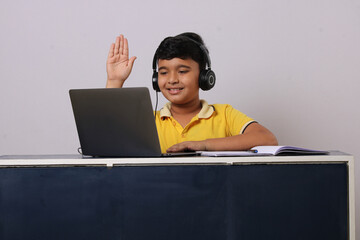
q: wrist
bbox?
[203,139,211,151]
[106,79,124,88]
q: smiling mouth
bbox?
[167,88,184,94]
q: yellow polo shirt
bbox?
[155,100,255,153]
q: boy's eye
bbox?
[159,71,168,75]
[179,70,189,74]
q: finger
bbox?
[166,145,177,153]
[108,43,115,58]
[166,147,180,153]
[128,56,137,68]
[124,38,129,58]
[167,143,186,153]
[119,34,124,55]
[114,36,120,55]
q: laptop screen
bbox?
[69,88,162,157]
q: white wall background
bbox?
[1,0,359,235]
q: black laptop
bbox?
[69,87,197,157]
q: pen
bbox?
[248,149,258,153]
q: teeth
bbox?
[167,88,183,94]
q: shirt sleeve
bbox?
[224,104,256,135]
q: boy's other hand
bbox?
[166,141,207,153]
[106,34,137,88]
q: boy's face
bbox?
[158,58,200,106]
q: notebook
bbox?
[69,87,197,157]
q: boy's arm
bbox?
[106,34,137,88]
[166,122,278,152]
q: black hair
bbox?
[154,32,208,70]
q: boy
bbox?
[106,33,277,153]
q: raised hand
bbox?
[106,35,137,88]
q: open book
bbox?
[199,146,329,157]
[251,146,329,156]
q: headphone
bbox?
[152,37,216,92]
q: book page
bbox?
[251,146,284,155]
[251,146,329,155]
[198,151,266,157]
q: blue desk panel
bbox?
[0,164,348,240]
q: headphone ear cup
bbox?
[152,72,160,92]
[199,69,216,91]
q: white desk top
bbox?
[0,151,353,167]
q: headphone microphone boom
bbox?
[152,38,216,92]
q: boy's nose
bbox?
[168,73,179,84]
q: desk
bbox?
[0,152,355,240]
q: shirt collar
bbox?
[159,100,214,119]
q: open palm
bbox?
[106,35,136,87]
